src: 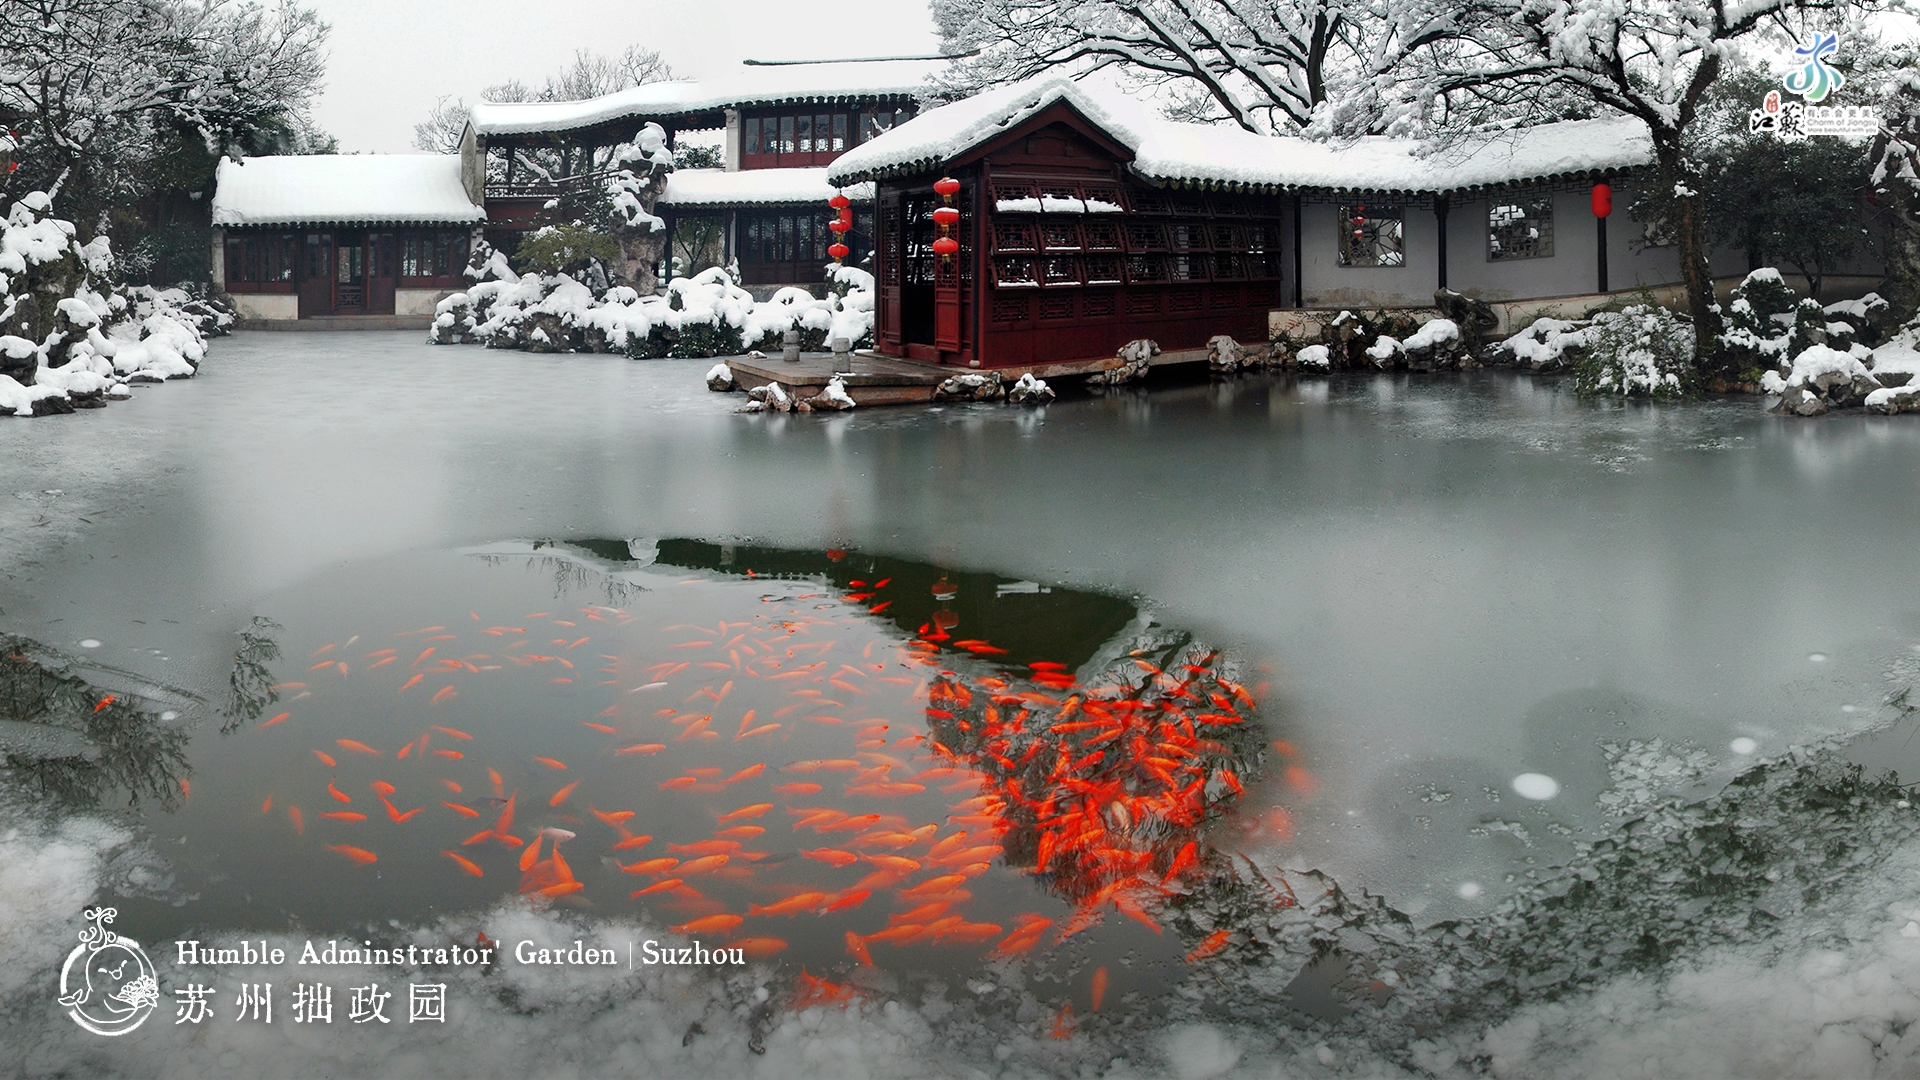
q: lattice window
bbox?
[1488,194,1554,260]
[1245,223,1276,253]
[1168,224,1208,251]
[1169,253,1203,281]
[994,221,1037,253]
[1337,204,1405,267]
[1082,185,1126,213]
[1170,195,1210,218]
[1041,221,1081,251]
[1081,220,1122,250]
[1038,294,1074,320]
[1169,289,1203,312]
[1212,196,1250,219]
[1039,181,1080,203]
[1208,224,1244,250]
[1211,254,1248,280]
[1124,223,1167,251]
[991,294,1031,323]
[992,181,1039,205]
[992,256,1039,287]
[1082,291,1117,318]
[1252,251,1285,279]
[1128,191,1171,215]
[1124,254,1168,282]
[1042,255,1080,285]
[1210,284,1241,308]
[1082,254,1122,285]
[1126,291,1160,315]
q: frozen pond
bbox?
[5,330,1920,1078]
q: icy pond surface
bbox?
[5,330,1920,1078]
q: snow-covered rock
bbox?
[1206,335,1245,373]
[1763,344,1880,414]
[1089,339,1156,386]
[1403,317,1462,371]
[1006,372,1054,405]
[933,371,1004,402]
[1295,344,1331,372]
[808,376,856,411]
[705,363,737,392]
[1364,334,1404,368]
[1495,317,1593,372]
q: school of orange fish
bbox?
[230,566,1291,1014]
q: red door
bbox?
[333,230,367,313]
[367,232,397,315]
[298,232,334,317]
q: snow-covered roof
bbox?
[211,155,484,227]
[659,168,874,209]
[469,58,950,138]
[826,77,1653,196]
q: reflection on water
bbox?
[0,639,190,809]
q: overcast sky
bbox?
[304,0,943,153]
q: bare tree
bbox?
[413,46,674,154]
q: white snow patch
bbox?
[0,818,133,997]
[212,155,483,227]
[1729,737,1759,755]
[1160,1023,1241,1080]
[1511,773,1561,800]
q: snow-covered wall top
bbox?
[468,58,951,138]
[826,77,1653,196]
[211,155,486,228]
[659,168,875,208]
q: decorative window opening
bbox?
[1337,204,1404,267]
[1488,195,1554,260]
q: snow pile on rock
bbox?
[1865,320,1920,414]
[1,192,230,417]
[1006,372,1054,404]
[431,248,874,360]
[1495,317,1594,372]
[933,370,1004,402]
[704,362,736,392]
[1088,338,1157,386]
[1762,344,1881,415]
[1295,343,1331,371]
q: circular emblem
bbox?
[57,907,158,1036]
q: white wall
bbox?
[396,288,453,317]
[231,293,298,321]
[1298,200,1440,308]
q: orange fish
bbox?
[493,791,517,836]
[802,848,860,868]
[442,850,484,877]
[259,711,290,728]
[617,743,666,756]
[715,825,765,840]
[440,779,463,793]
[327,781,352,804]
[519,834,544,872]
[818,814,882,833]
[327,844,378,865]
[1185,929,1232,962]
[371,781,396,796]
[548,781,579,807]
[533,757,567,771]
[845,932,875,967]
[538,881,586,898]
[1050,1003,1074,1039]
[900,875,967,899]
[442,801,480,818]
[723,764,766,785]
[677,855,730,875]
[430,725,473,741]
[736,937,789,959]
[620,857,680,875]
[718,803,774,824]
[612,834,654,851]
[337,739,379,756]
[747,892,827,917]
[311,749,337,767]
[824,889,871,912]
[287,805,305,835]
[670,914,743,935]
[591,807,635,826]
[320,811,367,822]
[382,798,422,823]
[261,795,274,814]
[399,673,425,692]
[890,901,952,925]
[461,829,495,845]
[629,878,683,897]
[735,723,782,741]
[430,686,457,705]
[863,854,921,874]
[668,840,741,856]
[432,749,464,760]
[773,782,823,796]
[658,776,699,791]
[1091,967,1109,1011]
[580,722,617,734]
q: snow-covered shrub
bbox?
[1716,269,1821,380]
[1574,304,1697,398]
[1495,317,1594,372]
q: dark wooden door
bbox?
[876,191,902,353]
[298,232,334,317]
[367,232,397,315]
[333,231,367,314]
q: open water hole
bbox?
[5,330,1920,1073]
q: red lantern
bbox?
[838,206,853,223]
[1591,183,1612,219]
[829,193,851,210]
[828,243,850,260]
[931,206,960,226]
[829,218,851,233]
[933,177,961,198]
[932,236,960,256]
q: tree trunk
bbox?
[1654,136,1725,373]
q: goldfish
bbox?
[747,892,827,917]
[288,806,305,835]
[519,834,543,872]
[791,970,857,1008]
[580,721,617,734]
[890,901,952,925]
[320,811,367,822]
[461,829,496,845]
[677,855,730,875]
[824,889,871,912]
[533,757,567,771]
[371,781,396,796]
[772,782,823,796]
[736,937,789,959]
[629,878,683,897]
[659,776,699,790]
[259,711,289,728]
[383,799,422,823]
[492,792,517,836]
[430,725,473,741]
[538,881,585,898]
[549,781,579,807]
[716,824,767,842]
[617,743,666,755]
[441,779,462,793]
[611,834,654,851]
[442,801,480,818]
[845,932,875,967]
[428,686,457,705]
[723,764,766,784]
[668,840,741,856]
[818,814,882,833]
[326,844,378,865]
[619,857,680,875]
[336,739,379,756]
[860,924,924,945]
[327,781,352,803]
[863,854,921,874]
[802,848,860,868]
[488,769,505,798]
[900,875,968,899]
[1050,1004,1074,1039]
[1185,930,1232,962]
[670,914,743,935]
[442,850,484,876]
[735,723,782,741]
[591,807,635,826]
[718,803,774,824]
[261,795,274,814]
[1090,967,1109,1011]
[433,749,464,760]
[399,674,424,692]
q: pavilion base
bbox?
[235,316,434,331]
[725,343,1247,407]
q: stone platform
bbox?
[726,345,1239,406]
